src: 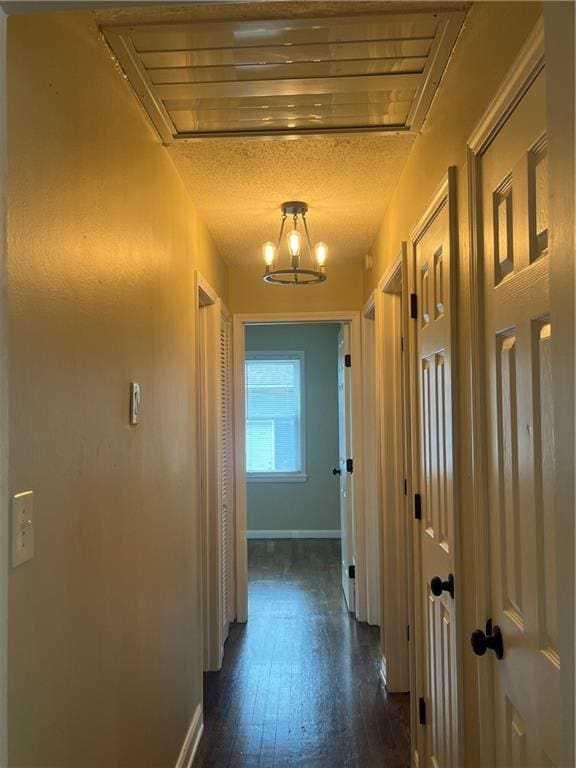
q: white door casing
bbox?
[338,323,355,613]
[411,168,462,767]
[232,312,364,625]
[361,295,381,628]
[377,256,410,694]
[470,26,562,765]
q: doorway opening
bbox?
[232,313,368,623]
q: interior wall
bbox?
[364,2,542,765]
[246,323,340,534]
[7,10,227,768]
[229,261,364,314]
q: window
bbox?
[245,352,306,481]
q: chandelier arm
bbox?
[276,213,287,250]
[302,213,313,257]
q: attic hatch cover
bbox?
[102,10,466,143]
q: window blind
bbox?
[245,356,302,474]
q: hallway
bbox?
[196,540,410,768]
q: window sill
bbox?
[247,473,308,484]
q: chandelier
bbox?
[262,201,327,285]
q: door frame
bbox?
[232,311,363,624]
[361,294,381,626]
[0,11,7,766]
[196,270,227,672]
[467,20,544,768]
[376,254,411,693]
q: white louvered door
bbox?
[479,68,561,766]
[219,309,235,641]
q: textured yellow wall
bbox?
[7,11,226,767]
[229,261,364,314]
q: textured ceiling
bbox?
[168,132,414,265]
[93,1,468,267]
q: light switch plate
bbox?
[12,491,34,567]
[130,382,141,425]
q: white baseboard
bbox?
[247,529,341,539]
[175,703,203,768]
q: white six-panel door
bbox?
[412,171,461,768]
[477,66,561,766]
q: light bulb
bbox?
[262,241,275,266]
[314,241,327,267]
[287,228,301,257]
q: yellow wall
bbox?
[229,261,364,314]
[365,2,542,764]
[7,11,226,767]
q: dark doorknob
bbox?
[470,619,504,660]
[430,573,454,599]
[332,467,341,476]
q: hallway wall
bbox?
[229,260,364,313]
[363,2,543,765]
[7,10,227,768]
[245,323,340,535]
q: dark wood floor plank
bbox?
[196,539,410,768]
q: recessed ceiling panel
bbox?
[103,9,466,142]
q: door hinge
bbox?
[344,353,351,368]
[418,697,427,725]
[410,293,418,320]
[348,564,356,579]
[346,458,354,473]
[414,493,422,520]
[404,478,407,496]
[400,336,404,352]
[407,624,410,642]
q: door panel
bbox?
[412,172,460,767]
[480,69,560,766]
[338,324,355,612]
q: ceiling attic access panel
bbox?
[102,10,466,142]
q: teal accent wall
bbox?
[245,323,340,532]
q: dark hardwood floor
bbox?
[195,539,410,768]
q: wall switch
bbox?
[12,491,34,567]
[130,382,141,425]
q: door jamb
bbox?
[361,293,380,627]
[0,10,7,766]
[466,20,545,767]
[232,311,363,624]
[376,255,411,693]
[196,271,225,671]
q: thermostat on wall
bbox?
[130,382,141,425]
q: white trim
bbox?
[0,11,6,766]
[377,249,410,692]
[362,291,381,626]
[247,473,308,484]
[233,311,364,624]
[174,704,204,768]
[247,529,341,539]
[196,270,226,673]
[466,20,545,768]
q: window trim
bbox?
[245,350,307,482]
